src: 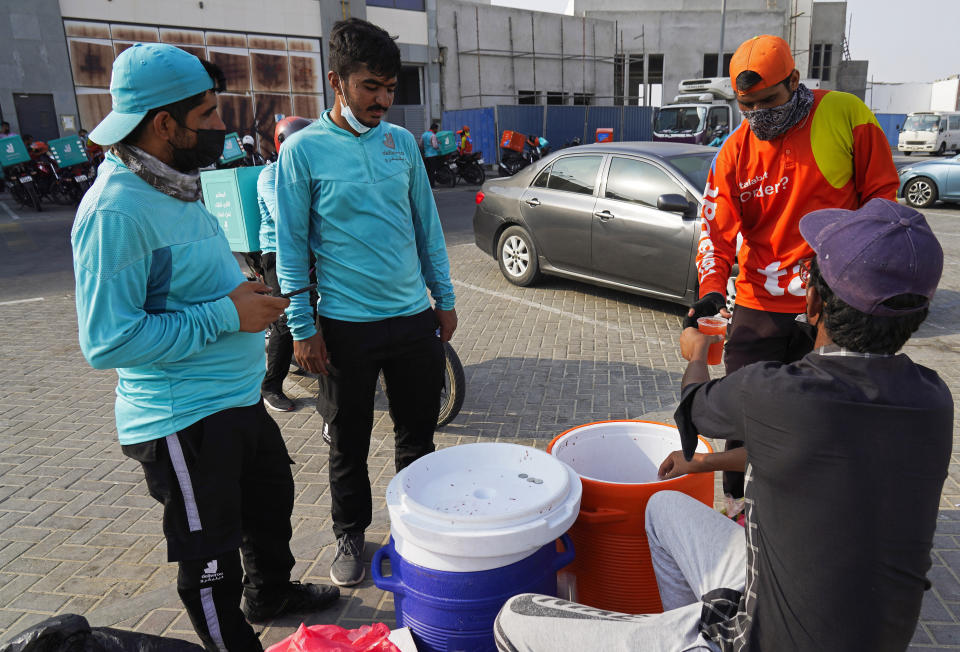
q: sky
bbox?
[491,0,960,83]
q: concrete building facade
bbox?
[574,0,791,105]
[436,0,617,110]
[0,0,435,155]
[0,0,876,149]
[1,0,80,141]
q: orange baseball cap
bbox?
[729,35,795,96]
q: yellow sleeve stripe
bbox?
[810,91,880,189]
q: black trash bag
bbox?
[0,614,203,652]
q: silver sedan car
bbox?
[473,142,717,307]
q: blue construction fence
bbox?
[874,112,907,148]
[442,105,656,164]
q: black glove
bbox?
[682,291,726,329]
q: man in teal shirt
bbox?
[72,43,338,649]
[275,18,457,587]
[421,122,440,186]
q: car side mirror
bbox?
[658,193,696,217]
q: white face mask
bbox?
[338,79,371,134]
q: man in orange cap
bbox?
[685,34,898,498]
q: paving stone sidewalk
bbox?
[3,212,960,649]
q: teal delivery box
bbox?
[437,130,458,155]
[48,136,89,168]
[0,135,30,168]
[200,166,264,252]
[219,132,244,165]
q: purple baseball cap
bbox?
[799,198,942,316]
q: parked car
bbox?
[898,153,960,209]
[473,142,722,307]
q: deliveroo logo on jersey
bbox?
[383,132,395,149]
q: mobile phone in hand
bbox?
[279,283,317,299]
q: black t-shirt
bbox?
[675,349,953,652]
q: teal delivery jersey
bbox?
[275,112,454,340]
[72,152,264,445]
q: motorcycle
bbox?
[59,160,96,204]
[454,151,485,185]
[432,152,458,188]
[4,162,42,211]
[497,145,542,177]
[31,154,62,204]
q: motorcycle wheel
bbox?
[11,183,27,208]
[437,341,466,427]
[463,163,485,185]
[435,165,456,188]
[51,180,74,206]
[25,181,42,212]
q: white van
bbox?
[898,111,960,156]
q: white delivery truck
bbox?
[653,77,740,145]
[898,111,960,156]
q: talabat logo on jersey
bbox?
[740,174,791,203]
[697,183,720,283]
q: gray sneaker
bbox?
[330,533,365,586]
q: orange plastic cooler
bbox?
[548,420,714,614]
[500,130,525,152]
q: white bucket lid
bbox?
[387,443,582,571]
[551,421,710,485]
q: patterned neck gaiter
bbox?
[112,143,202,202]
[741,84,815,141]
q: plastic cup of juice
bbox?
[697,316,728,366]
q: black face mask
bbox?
[169,123,225,172]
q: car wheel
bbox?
[497,225,541,286]
[904,176,938,208]
[903,151,911,156]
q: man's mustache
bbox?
[366,105,388,112]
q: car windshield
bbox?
[666,152,716,191]
[655,107,707,134]
[903,115,941,132]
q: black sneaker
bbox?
[241,581,340,623]
[262,390,295,412]
[330,533,365,586]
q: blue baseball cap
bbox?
[89,43,214,146]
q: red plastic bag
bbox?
[265,623,401,652]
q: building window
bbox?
[573,93,593,106]
[702,53,733,78]
[395,66,422,105]
[366,0,425,10]
[518,90,539,105]
[546,91,566,105]
[810,43,833,82]
[615,54,661,105]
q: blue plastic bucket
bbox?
[373,533,574,652]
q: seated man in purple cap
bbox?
[72,43,339,650]
[495,197,951,651]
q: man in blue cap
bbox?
[496,198,952,650]
[72,43,339,650]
